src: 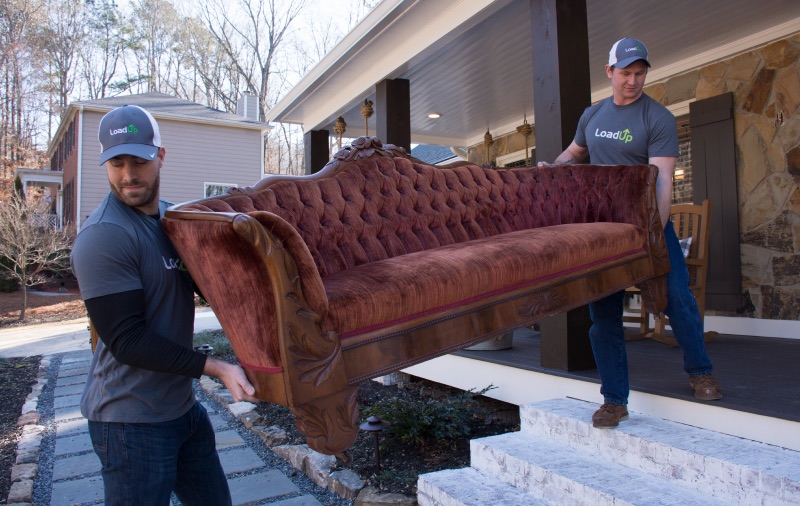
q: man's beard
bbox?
[110,173,160,210]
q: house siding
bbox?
[78,111,263,225]
[157,119,262,203]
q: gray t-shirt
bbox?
[574,93,678,164]
[71,192,196,423]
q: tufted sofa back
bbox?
[181,156,648,279]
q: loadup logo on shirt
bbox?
[594,127,633,144]
[163,256,187,272]
[109,124,139,136]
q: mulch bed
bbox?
[0,287,85,329]
[254,373,520,496]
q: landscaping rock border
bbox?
[6,356,49,506]
[200,377,418,504]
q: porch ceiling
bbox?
[267,0,800,148]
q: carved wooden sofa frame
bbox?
[162,137,669,457]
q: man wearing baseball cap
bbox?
[541,38,722,428]
[71,104,257,505]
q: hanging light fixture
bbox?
[484,128,494,165]
[360,99,374,137]
[516,114,533,166]
[333,116,347,149]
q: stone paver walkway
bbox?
[30,350,351,506]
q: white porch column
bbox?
[57,188,64,230]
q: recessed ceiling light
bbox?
[427,112,441,119]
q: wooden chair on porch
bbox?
[624,199,718,345]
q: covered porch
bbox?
[15,168,65,230]
[404,319,800,452]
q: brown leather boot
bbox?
[592,402,629,428]
[690,374,723,400]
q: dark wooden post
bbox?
[530,0,595,371]
[376,79,411,153]
[531,0,591,163]
[304,129,329,174]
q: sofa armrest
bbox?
[163,209,348,405]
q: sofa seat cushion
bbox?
[324,222,646,338]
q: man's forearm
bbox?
[85,290,206,377]
[551,141,588,165]
[650,156,677,227]
[553,152,578,165]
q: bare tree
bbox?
[177,16,240,109]
[200,0,306,120]
[81,0,133,99]
[129,0,181,93]
[0,0,46,176]
[35,0,89,128]
[0,183,72,320]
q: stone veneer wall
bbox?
[467,33,800,320]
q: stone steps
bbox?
[417,398,800,505]
[416,467,549,506]
[520,398,800,504]
[470,432,728,505]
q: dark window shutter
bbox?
[689,92,742,311]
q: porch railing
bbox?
[30,213,60,230]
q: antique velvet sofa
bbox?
[162,137,669,457]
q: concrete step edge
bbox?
[519,397,800,503]
[470,431,733,506]
[417,467,550,506]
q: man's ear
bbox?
[605,64,614,79]
[157,146,166,167]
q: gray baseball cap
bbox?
[97,105,162,165]
[608,38,651,69]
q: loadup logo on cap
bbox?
[109,124,139,136]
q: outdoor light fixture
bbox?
[674,168,685,180]
[359,415,391,471]
[194,344,213,355]
[427,112,441,119]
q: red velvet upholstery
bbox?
[182,157,652,299]
[326,222,645,338]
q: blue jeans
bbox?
[588,220,714,405]
[88,402,231,506]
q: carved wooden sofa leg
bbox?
[290,385,360,461]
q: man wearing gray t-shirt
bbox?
[542,38,722,429]
[71,105,257,505]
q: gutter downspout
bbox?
[261,128,267,176]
